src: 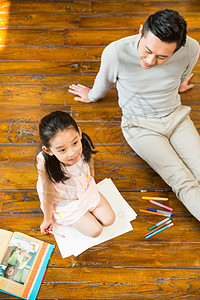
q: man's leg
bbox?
[170,116,200,180]
[122,124,200,221]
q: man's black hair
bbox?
[142,9,187,52]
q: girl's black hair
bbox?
[38,111,97,183]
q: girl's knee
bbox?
[90,223,103,238]
[103,211,116,226]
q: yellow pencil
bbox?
[139,209,170,217]
[142,196,168,201]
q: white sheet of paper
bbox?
[53,178,137,258]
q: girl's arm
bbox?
[88,156,95,177]
[37,158,55,234]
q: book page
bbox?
[0,229,13,262]
[0,231,47,299]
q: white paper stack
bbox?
[53,178,137,257]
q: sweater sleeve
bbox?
[181,37,200,83]
[88,42,118,102]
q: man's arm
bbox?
[68,42,118,103]
[178,73,194,93]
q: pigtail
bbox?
[81,132,98,163]
[42,151,70,183]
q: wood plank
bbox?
[2,1,90,13]
[0,191,41,213]
[0,61,82,74]
[80,13,200,29]
[54,243,200,268]
[0,75,96,85]
[0,106,70,122]
[0,85,42,105]
[92,2,200,14]
[38,268,200,299]
[0,145,39,163]
[65,28,200,45]
[0,29,65,46]
[0,46,103,61]
[65,29,139,45]
[0,13,79,29]
[0,123,39,144]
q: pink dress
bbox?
[36,152,100,225]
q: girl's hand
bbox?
[68,84,91,103]
[179,73,194,93]
[40,219,53,234]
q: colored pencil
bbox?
[148,217,171,230]
[139,209,170,217]
[142,196,168,201]
[145,220,172,237]
[147,199,173,211]
[147,208,174,216]
[44,229,65,238]
[145,223,174,239]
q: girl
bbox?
[37,111,115,237]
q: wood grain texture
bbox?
[0,1,200,299]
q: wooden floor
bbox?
[0,0,200,299]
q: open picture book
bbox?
[0,229,54,300]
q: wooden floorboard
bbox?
[0,1,200,299]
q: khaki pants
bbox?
[121,105,200,221]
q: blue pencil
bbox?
[145,223,174,239]
[147,208,174,216]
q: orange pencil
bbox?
[139,209,170,217]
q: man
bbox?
[68,9,200,221]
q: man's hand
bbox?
[178,73,195,93]
[68,84,91,103]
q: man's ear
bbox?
[42,146,53,156]
[139,24,143,36]
[78,127,82,139]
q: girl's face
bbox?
[43,127,83,166]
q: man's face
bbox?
[137,28,177,69]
